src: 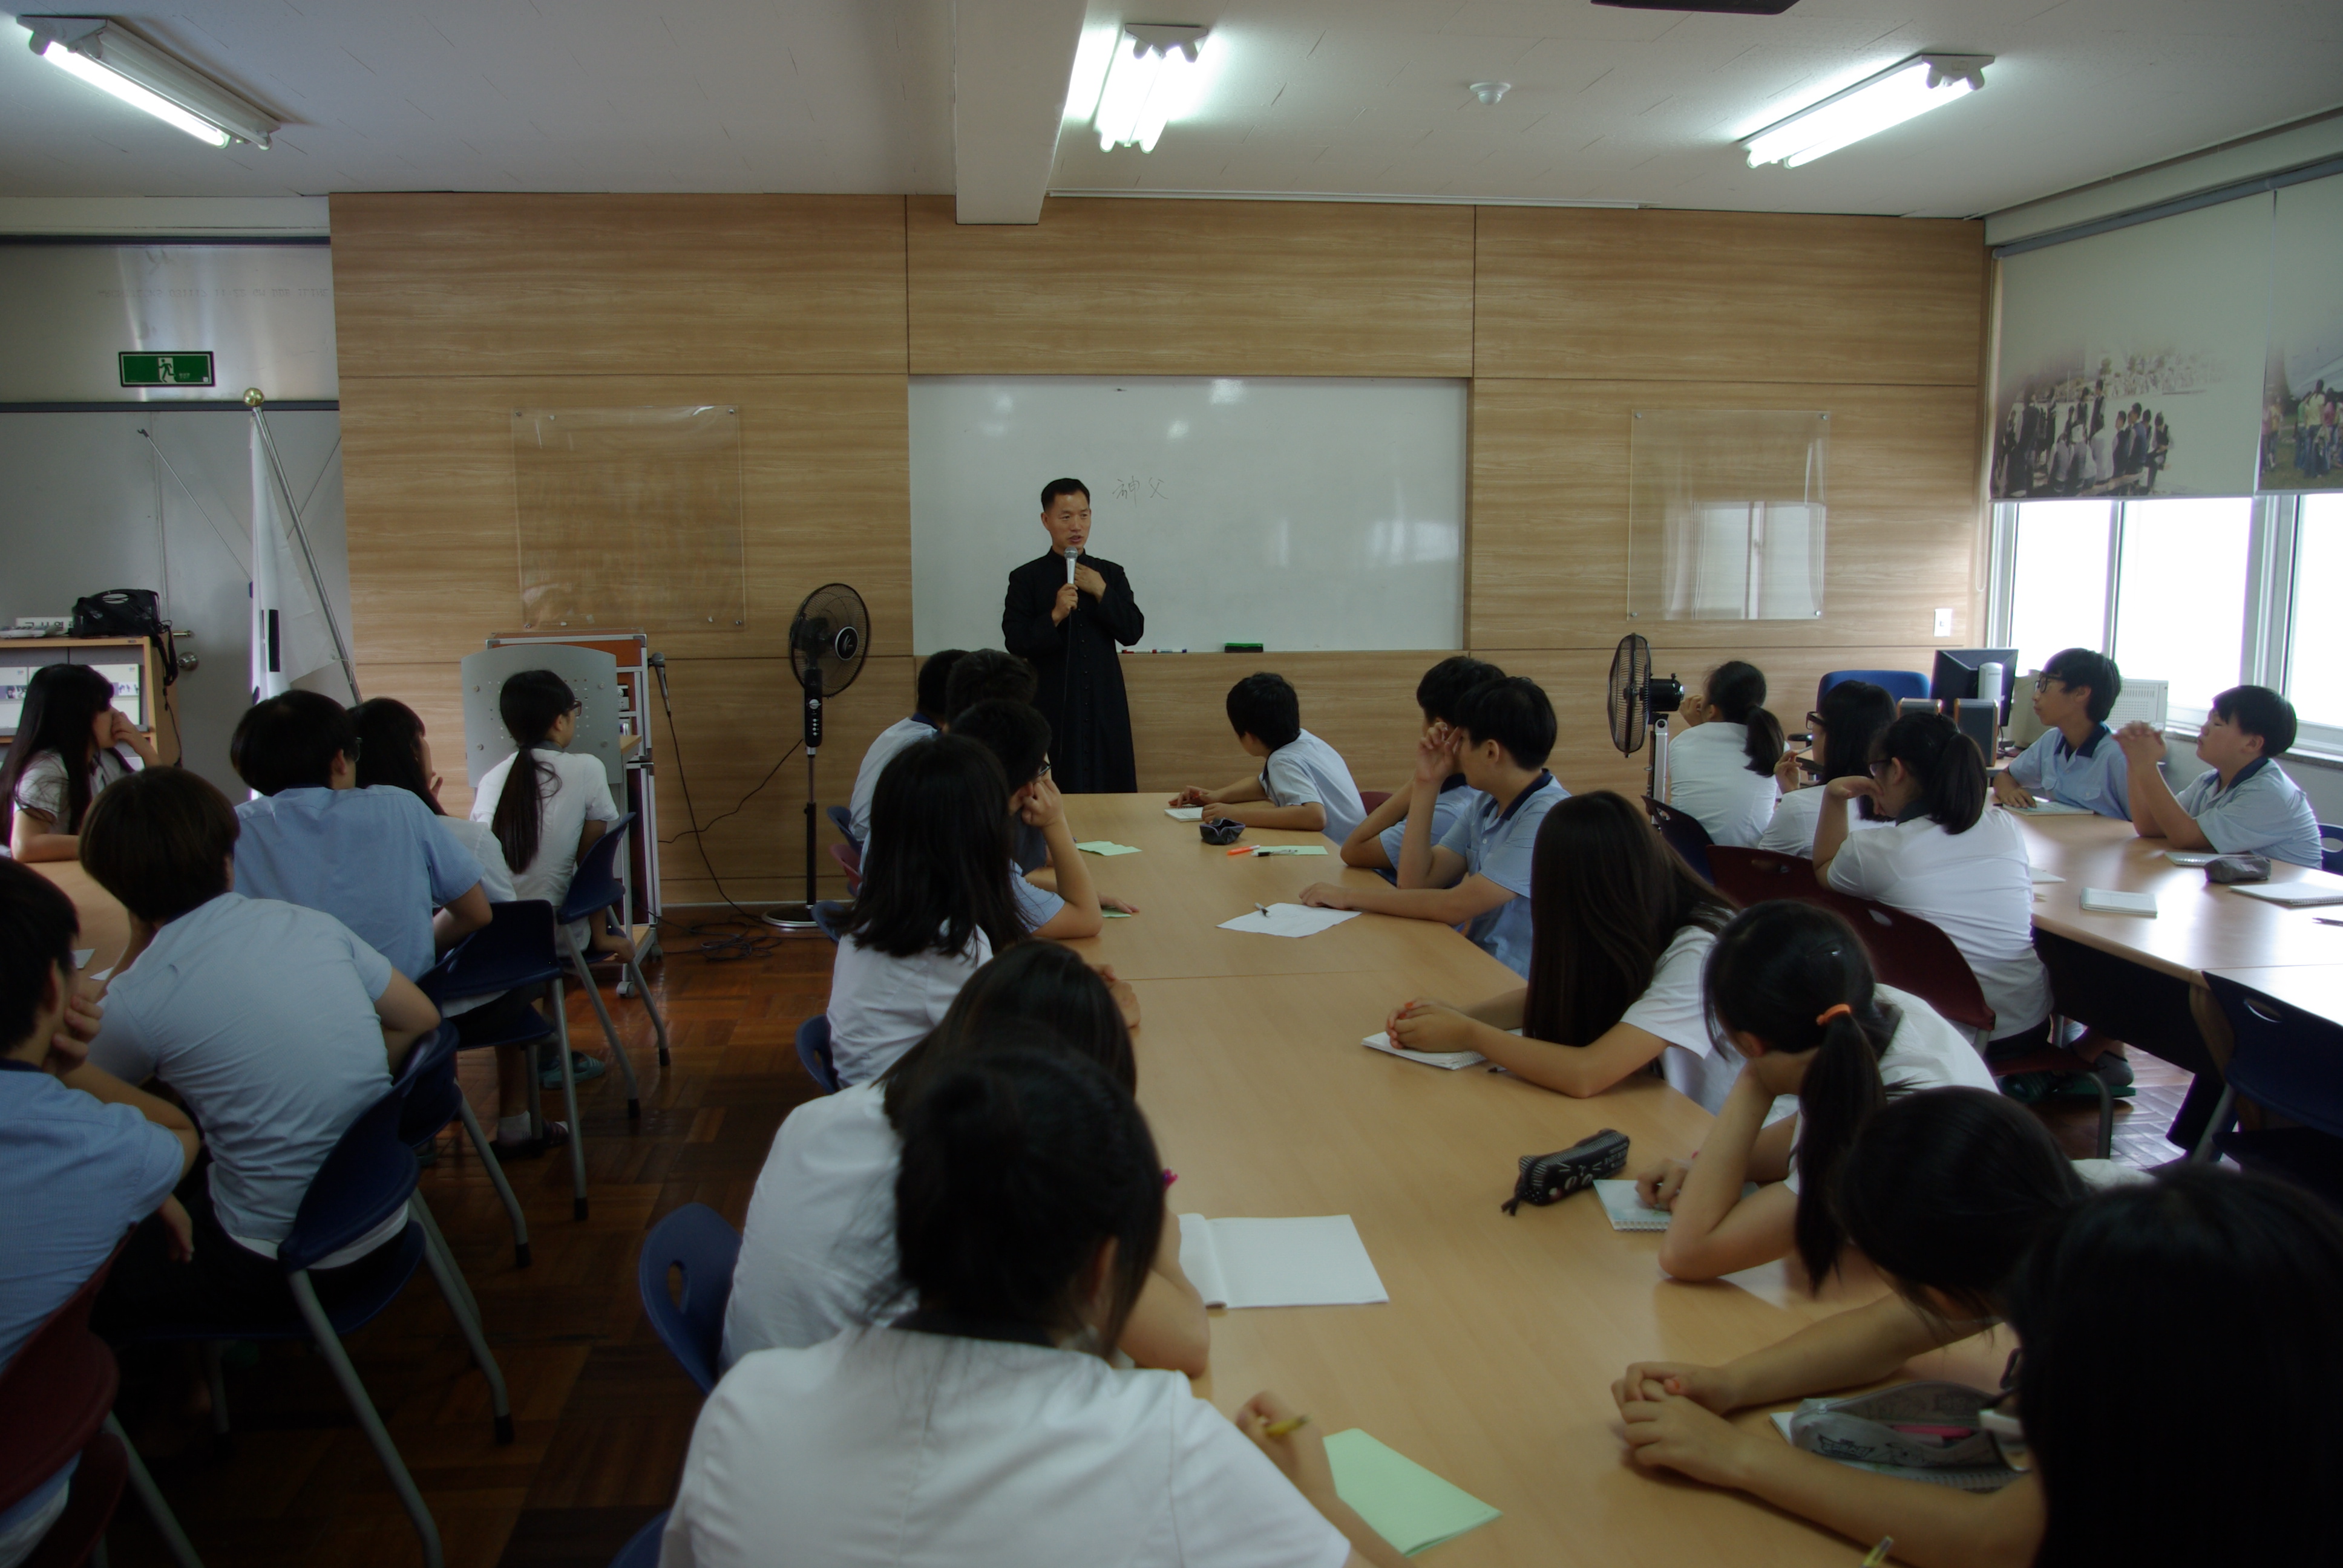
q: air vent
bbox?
[1593,1,1801,15]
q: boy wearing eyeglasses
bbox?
[1993,648,2130,820]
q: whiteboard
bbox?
[909,376,1466,654]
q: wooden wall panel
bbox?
[906,196,1475,377]
[329,195,908,378]
[1467,379,1987,655]
[1474,207,1987,385]
[341,374,911,668]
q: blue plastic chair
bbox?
[2195,974,2343,1210]
[825,803,860,854]
[2318,822,2342,876]
[1817,670,1930,710]
[611,1510,669,1568]
[121,1079,513,1568]
[637,1203,743,1396]
[555,812,670,1108]
[396,1011,531,1269]
[1642,795,1714,883]
[796,1013,840,1094]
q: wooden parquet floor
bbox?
[105,921,836,1568]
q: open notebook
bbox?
[1176,1214,1389,1308]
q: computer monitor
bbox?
[1930,648,2020,727]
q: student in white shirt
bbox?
[1633,902,1997,1284]
[825,734,1031,1086]
[949,699,1126,938]
[1757,679,1897,857]
[2115,684,2324,869]
[74,766,441,1338]
[1815,711,2053,1047]
[665,1047,1407,1568]
[1299,678,1567,978]
[471,671,625,963]
[724,941,1198,1373]
[1614,1089,2076,1567]
[846,649,966,850]
[1340,655,1504,875]
[1378,791,1742,1108]
[0,662,154,863]
[1172,672,1366,845]
[1666,660,1783,848]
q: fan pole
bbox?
[763,662,827,933]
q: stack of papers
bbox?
[2227,881,2343,909]
[1176,1214,1388,1308]
[1165,806,1204,822]
[1325,1431,1501,1553]
[1361,1029,1485,1071]
[1073,840,1141,856]
[2079,887,2158,916]
[1219,903,1360,938]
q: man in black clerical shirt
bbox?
[1001,478,1145,792]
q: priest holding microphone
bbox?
[1002,477,1145,792]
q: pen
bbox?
[1263,1415,1311,1439]
[1228,845,1254,855]
[1860,1538,1894,1567]
[1254,902,1272,916]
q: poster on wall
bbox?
[1993,195,2272,501]
[2261,173,2343,492]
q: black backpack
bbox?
[70,589,176,686]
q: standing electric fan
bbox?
[1606,634,1685,800]
[764,583,870,932]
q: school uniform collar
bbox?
[1496,771,1556,823]
[2056,724,2110,760]
[891,1307,1055,1349]
[1894,799,1935,826]
[2210,757,2272,797]
[1438,772,1468,795]
[908,712,940,731]
[0,1058,41,1076]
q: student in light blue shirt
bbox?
[847,650,966,849]
[1171,672,1367,845]
[1994,648,2131,820]
[2118,684,2323,869]
[227,691,491,981]
[1342,655,1504,879]
[1300,677,1567,976]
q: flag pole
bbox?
[244,387,361,704]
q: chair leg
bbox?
[106,1414,203,1568]
[453,1093,531,1269]
[2087,1074,2114,1161]
[200,1342,229,1436]
[624,954,672,1067]
[2191,1082,2238,1163]
[560,926,641,1119]
[288,1272,444,1568]
[411,1203,515,1446]
[553,978,588,1220]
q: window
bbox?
[2007,500,2111,668]
[2290,495,2343,731]
[2112,498,2252,713]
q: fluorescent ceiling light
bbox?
[1095,24,1208,153]
[1742,53,1990,169]
[22,15,279,149]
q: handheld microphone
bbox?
[1064,544,1079,586]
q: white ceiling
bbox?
[1,1,2338,220]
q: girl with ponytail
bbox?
[667,1047,1411,1568]
[1666,659,1786,847]
[1636,901,1996,1284]
[1815,710,2054,1048]
[468,670,623,959]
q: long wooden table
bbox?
[26,857,130,976]
[1052,796,1922,1567]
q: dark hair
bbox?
[0,858,80,1050]
[842,734,1025,958]
[944,649,1038,724]
[229,690,357,796]
[2042,648,2122,725]
[490,670,577,874]
[1814,679,1898,791]
[881,942,1136,1124]
[1523,791,1731,1049]
[349,697,442,815]
[894,1045,1161,1354]
[915,650,969,720]
[1705,901,1899,1285]
[1415,656,1506,728]
[1872,711,1987,834]
[1040,479,1091,510]
[79,765,239,926]
[1225,672,1302,751]
[949,700,1052,795]
[1706,661,1784,777]
[2211,684,2297,758]
[2007,1167,2343,1568]
[1836,1087,2085,1322]
[0,664,119,835]
[1456,676,1556,771]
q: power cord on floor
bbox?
[647,653,799,960]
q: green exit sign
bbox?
[119,351,215,388]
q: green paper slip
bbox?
[1100,907,1133,918]
[1325,1429,1500,1555]
[1075,840,1142,856]
[1250,844,1329,856]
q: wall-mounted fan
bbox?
[1606,633,1685,800]
[764,583,870,932]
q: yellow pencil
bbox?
[1860,1538,1894,1567]
[1263,1415,1312,1439]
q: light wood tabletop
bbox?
[26,857,130,978]
[2012,810,2343,982]
[1052,794,1920,1567]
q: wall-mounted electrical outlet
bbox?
[1933,607,1953,637]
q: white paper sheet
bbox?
[2079,887,2158,915]
[1360,1030,1484,1071]
[1176,1214,1389,1308]
[1165,806,1204,821]
[1219,902,1362,938]
[2226,880,2343,908]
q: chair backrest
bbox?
[1642,796,1714,882]
[1818,670,1930,709]
[1815,889,1996,1037]
[611,1510,670,1568]
[636,1205,742,1396]
[1705,846,1823,908]
[557,811,637,924]
[280,1083,421,1275]
[795,1013,839,1093]
[825,804,859,851]
[827,841,862,895]
[2206,974,2343,1140]
[1359,789,1392,814]
[418,900,565,1005]
[395,1023,467,1147]
[2319,822,2343,876]
[0,1241,123,1515]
